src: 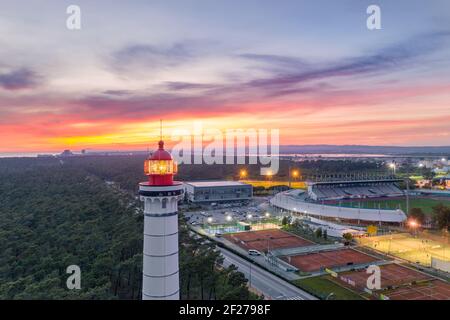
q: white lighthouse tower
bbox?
[139,139,183,300]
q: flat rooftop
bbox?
[308,179,403,186]
[185,181,250,188]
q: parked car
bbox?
[248,249,261,256]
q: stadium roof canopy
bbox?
[185,181,249,187]
[308,179,403,186]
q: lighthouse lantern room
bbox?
[144,140,178,185]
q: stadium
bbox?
[270,179,408,225]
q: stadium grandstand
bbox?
[308,179,404,201]
[270,179,407,225]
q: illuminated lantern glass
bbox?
[144,159,177,175]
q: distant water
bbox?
[0,153,50,158]
[284,153,391,158]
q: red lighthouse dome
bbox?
[144,140,177,186]
[150,140,173,161]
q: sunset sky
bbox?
[1,0,450,153]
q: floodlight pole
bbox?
[405,178,410,215]
[249,261,252,287]
[288,163,291,188]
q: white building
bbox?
[184,181,252,203]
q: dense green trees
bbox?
[314,228,323,238]
[57,155,385,187]
[0,157,254,300]
[0,166,142,299]
[342,233,353,242]
[432,204,450,231]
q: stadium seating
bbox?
[309,181,403,201]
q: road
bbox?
[219,248,317,300]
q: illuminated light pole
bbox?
[140,140,183,300]
[389,162,396,176]
[239,169,248,180]
[206,217,214,232]
[408,219,419,238]
[291,170,299,188]
[266,170,273,188]
[264,212,270,228]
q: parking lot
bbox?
[184,197,279,226]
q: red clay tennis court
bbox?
[337,263,430,289]
[224,229,313,252]
[385,279,450,300]
[282,248,377,272]
[335,263,450,300]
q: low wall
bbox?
[270,190,406,223]
[431,257,450,273]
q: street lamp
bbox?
[239,169,247,180]
[207,217,213,224]
[408,219,419,237]
[408,220,418,228]
[289,169,299,189]
[266,170,273,188]
[247,214,253,220]
[263,212,271,228]
[389,162,396,176]
[225,215,232,222]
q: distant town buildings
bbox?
[60,149,74,157]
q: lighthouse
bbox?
[139,139,184,300]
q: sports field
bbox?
[358,233,450,266]
[224,229,313,252]
[327,197,450,215]
[293,276,364,300]
[335,263,450,300]
[282,248,378,272]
